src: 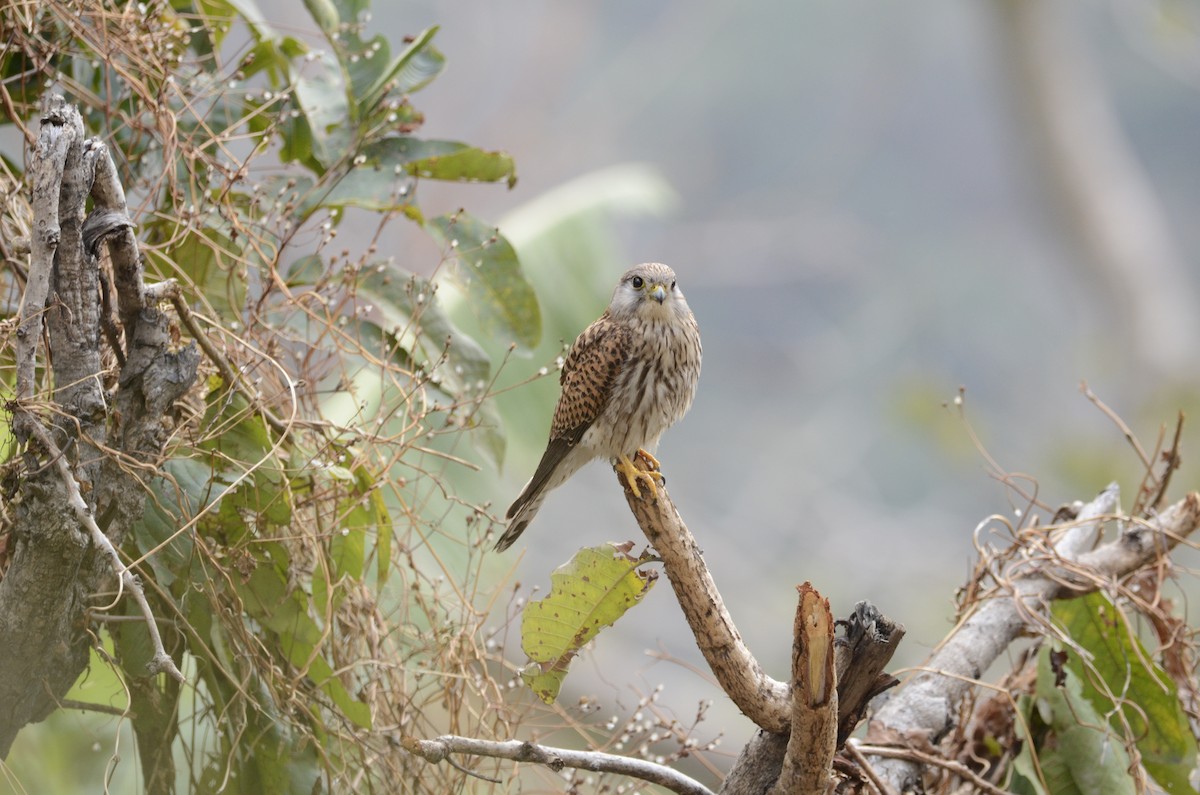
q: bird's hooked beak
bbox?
[648,283,668,304]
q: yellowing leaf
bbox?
[520,544,657,703]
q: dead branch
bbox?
[865,485,1200,790]
[0,95,197,756]
[13,96,78,427]
[620,470,791,733]
[403,734,716,795]
[621,466,904,793]
[770,584,837,795]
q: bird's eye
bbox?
[631,275,644,289]
[671,280,677,290]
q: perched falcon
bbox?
[495,263,702,552]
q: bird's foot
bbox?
[615,453,664,500]
[635,448,661,471]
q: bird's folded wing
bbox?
[518,316,632,501]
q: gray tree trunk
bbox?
[0,95,198,760]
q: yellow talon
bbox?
[635,448,661,471]
[616,453,664,499]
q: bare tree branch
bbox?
[14,96,78,428]
[769,583,836,795]
[619,469,791,733]
[866,486,1200,790]
[403,734,716,795]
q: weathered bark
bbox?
[0,95,198,761]
[620,468,904,794]
[865,486,1200,791]
[769,585,836,795]
[719,602,903,794]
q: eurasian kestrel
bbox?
[495,262,702,552]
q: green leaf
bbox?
[113,599,157,676]
[306,655,372,729]
[520,544,657,703]
[1053,593,1199,793]
[331,520,366,581]
[284,253,325,287]
[291,49,352,167]
[306,138,513,215]
[1038,643,1136,794]
[145,222,245,320]
[224,0,279,43]
[345,33,394,106]
[312,160,418,213]
[406,144,518,187]
[362,26,444,102]
[133,457,208,589]
[199,388,292,528]
[375,492,392,587]
[426,211,541,349]
[302,0,339,37]
[328,0,367,26]
[222,678,322,795]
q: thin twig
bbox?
[169,293,289,436]
[843,740,900,795]
[1149,412,1185,512]
[402,734,715,795]
[1081,382,1151,470]
[57,698,133,718]
[854,742,1009,795]
[15,97,77,412]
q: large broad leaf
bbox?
[310,138,514,215]
[198,386,292,529]
[521,544,657,703]
[1053,593,1198,792]
[1009,645,1136,795]
[426,211,541,349]
[290,49,352,168]
[133,457,210,590]
[302,0,340,37]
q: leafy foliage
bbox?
[0,0,539,791]
[521,543,658,702]
[1051,592,1197,792]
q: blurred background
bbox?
[6,0,1200,788]
[365,0,1200,767]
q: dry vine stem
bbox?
[866,484,1200,790]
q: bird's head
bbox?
[609,263,690,322]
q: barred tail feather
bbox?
[495,485,545,552]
